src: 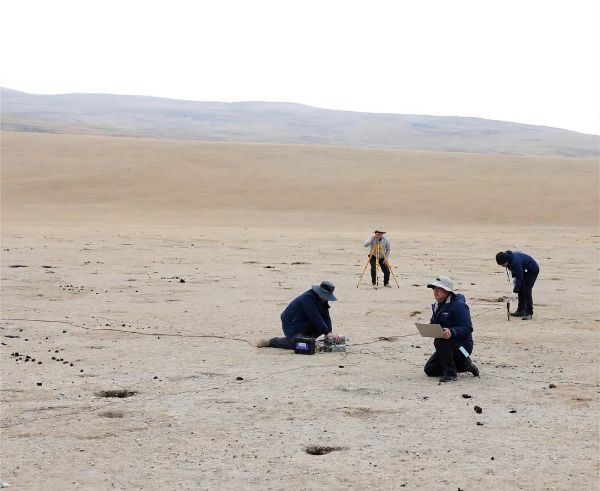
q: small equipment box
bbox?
[294,336,316,355]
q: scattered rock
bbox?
[305,445,345,455]
[476,422,484,426]
[179,279,185,283]
[549,384,556,389]
[509,409,517,413]
[236,376,244,381]
[474,405,482,413]
[462,394,472,399]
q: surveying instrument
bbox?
[356,242,400,288]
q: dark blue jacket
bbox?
[280,290,332,338]
[430,293,473,353]
[505,251,539,293]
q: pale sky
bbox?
[2,0,599,134]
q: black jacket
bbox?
[430,293,474,352]
[280,290,332,337]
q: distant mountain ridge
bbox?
[1,88,597,157]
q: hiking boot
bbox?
[465,359,480,377]
[510,310,525,317]
[255,338,271,348]
[383,283,392,288]
[521,314,533,320]
[440,373,458,382]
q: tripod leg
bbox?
[356,251,374,288]
[374,244,379,288]
[380,249,400,288]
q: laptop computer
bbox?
[415,323,444,338]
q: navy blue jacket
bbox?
[280,290,332,338]
[505,251,539,293]
[430,293,473,353]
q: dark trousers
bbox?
[424,338,471,377]
[269,325,322,350]
[518,266,539,315]
[370,256,390,285]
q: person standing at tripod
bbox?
[364,228,391,287]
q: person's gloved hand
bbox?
[510,292,518,302]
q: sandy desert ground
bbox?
[1,132,599,490]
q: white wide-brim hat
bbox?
[427,276,454,293]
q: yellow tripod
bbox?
[356,243,400,288]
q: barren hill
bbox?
[2,88,597,157]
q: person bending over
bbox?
[496,250,539,320]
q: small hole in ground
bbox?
[95,390,137,398]
[305,445,344,455]
[99,411,125,418]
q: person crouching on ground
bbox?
[423,276,479,382]
[364,228,391,287]
[256,281,341,349]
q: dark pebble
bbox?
[476,422,484,425]
[549,384,556,389]
[509,409,517,413]
[474,405,482,414]
[338,365,344,368]
[236,376,244,381]
[462,394,472,398]
[37,382,42,386]
[179,279,185,283]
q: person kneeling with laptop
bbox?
[423,276,480,382]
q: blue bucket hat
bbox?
[312,280,337,301]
